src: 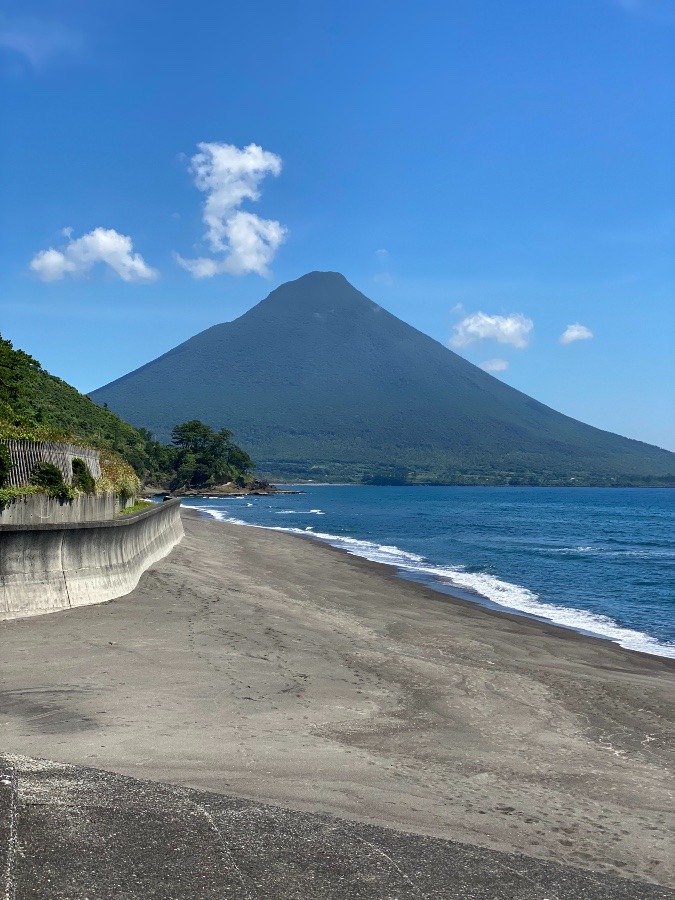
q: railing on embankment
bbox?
[0,440,101,488]
[0,499,183,620]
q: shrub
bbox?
[72,457,95,493]
[0,444,11,487]
[98,449,141,501]
[29,461,74,502]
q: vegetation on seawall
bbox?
[0,334,260,502]
[117,499,154,515]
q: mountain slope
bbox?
[90,272,675,484]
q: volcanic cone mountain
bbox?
[90,272,674,484]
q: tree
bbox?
[171,420,224,454]
[72,458,96,493]
[0,334,40,422]
[168,420,254,489]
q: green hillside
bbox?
[0,334,260,493]
[0,334,149,467]
[89,272,675,486]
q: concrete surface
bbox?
[0,498,183,619]
[1,754,673,900]
[0,492,122,526]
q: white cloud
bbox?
[30,228,158,282]
[0,18,83,69]
[177,142,287,278]
[560,323,593,345]
[479,358,509,373]
[450,311,533,349]
[375,248,389,261]
[173,254,221,279]
[175,213,286,279]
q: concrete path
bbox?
[2,754,673,900]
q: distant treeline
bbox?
[259,460,675,488]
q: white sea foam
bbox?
[187,506,248,527]
[542,545,673,560]
[185,504,675,660]
[403,562,675,658]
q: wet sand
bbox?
[1,509,674,887]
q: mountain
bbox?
[89,272,675,485]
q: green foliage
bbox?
[72,457,96,493]
[117,499,153,515]
[0,332,151,472]
[171,420,229,453]
[168,420,254,490]
[29,462,75,503]
[30,461,65,490]
[0,336,253,498]
[0,336,39,425]
[98,450,141,501]
[0,443,12,487]
[0,333,257,495]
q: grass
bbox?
[116,499,153,516]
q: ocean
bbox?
[182,486,675,660]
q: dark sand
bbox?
[1,509,674,888]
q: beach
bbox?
[1,508,674,889]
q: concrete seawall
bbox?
[0,491,128,526]
[0,499,183,620]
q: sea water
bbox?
[183,486,675,659]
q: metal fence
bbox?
[0,440,101,488]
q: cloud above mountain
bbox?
[176,142,287,278]
[450,311,533,349]
[30,228,158,283]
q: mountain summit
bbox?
[90,272,674,484]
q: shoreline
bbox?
[2,509,674,887]
[187,501,675,661]
[189,506,675,664]
[300,522,675,664]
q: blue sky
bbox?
[1,0,673,450]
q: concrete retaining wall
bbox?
[0,492,128,526]
[0,499,183,620]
